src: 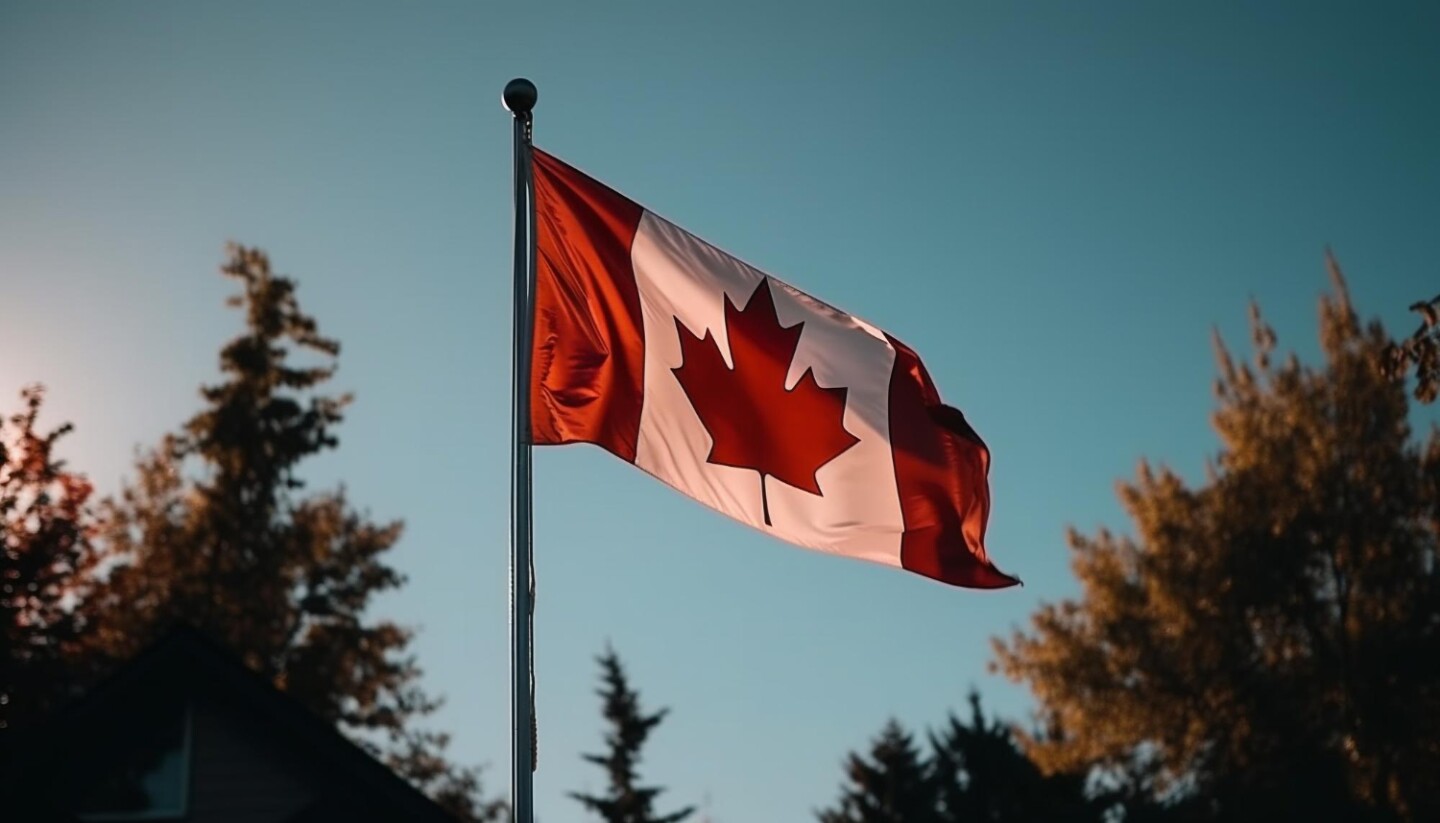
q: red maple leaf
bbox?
[672,278,859,526]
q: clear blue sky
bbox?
[3,2,1436,820]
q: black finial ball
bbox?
[503,78,538,114]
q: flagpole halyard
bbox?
[503,76,538,823]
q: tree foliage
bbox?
[0,386,95,731]
[817,698,1099,823]
[1381,279,1440,404]
[930,693,1101,823]
[993,257,1440,820]
[817,720,939,823]
[572,646,694,823]
[82,245,502,820]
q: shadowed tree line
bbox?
[4,245,1436,821]
[817,695,1103,823]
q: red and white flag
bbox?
[530,149,1018,589]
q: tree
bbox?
[817,719,939,823]
[83,245,503,821]
[993,257,1440,820]
[571,646,694,823]
[929,692,1100,823]
[817,698,1103,823]
[1381,282,1440,403]
[0,386,95,731]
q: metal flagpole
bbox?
[503,77,538,823]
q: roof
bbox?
[1,626,460,823]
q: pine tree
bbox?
[0,386,95,731]
[571,646,694,823]
[83,245,502,821]
[817,719,939,823]
[993,257,1440,820]
[929,692,1100,823]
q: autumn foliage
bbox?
[0,386,96,731]
[1382,285,1440,403]
[993,258,1440,820]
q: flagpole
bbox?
[503,76,538,823]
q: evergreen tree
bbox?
[993,258,1440,820]
[83,245,502,821]
[817,719,939,823]
[929,692,1100,823]
[0,386,95,730]
[571,646,694,823]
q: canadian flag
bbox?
[530,149,1018,589]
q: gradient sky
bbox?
[3,2,1437,820]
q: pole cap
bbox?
[503,78,538,114]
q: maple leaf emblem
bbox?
[672,278,860,526]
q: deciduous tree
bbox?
[1381,278,1440,403]
[0,386,95,731]
[993,258,1440,820]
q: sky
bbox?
[2,1,1437,820]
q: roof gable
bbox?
[3,627,458,823]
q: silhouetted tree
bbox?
[993,258,1440,820]
[0,386,95,731]
[817,719,939,823]
[82,245,502,820]
[571,646,694,823]
[1380,276,1439,403]
[818,698,1105,823]
[930,692,1101,822]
